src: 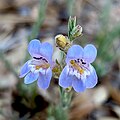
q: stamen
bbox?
[78,68,84,74]
[70,60,75,65]
[41,63,50,69]
[70,60,84,75]
[82,62,86,64]
[35,63,50,70]
[81,59,86,64]
[77,59,80,62]
[35,65,41,70]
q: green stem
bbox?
[59,86,73,110]
[66,0,75,16]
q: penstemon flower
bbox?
[59,44,98,92]
[19,39,53,89]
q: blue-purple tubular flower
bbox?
[20,39,53,89]
[59,44,98,92]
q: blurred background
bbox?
[0,0,120,120]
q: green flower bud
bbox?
[71,25,82,38]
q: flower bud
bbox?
[55,34,71,52]
[69,16,77,29]
[71,25,82,38]
[55,34,67,49]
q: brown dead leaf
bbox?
[109,85,120,105]
[113,106,120,118]
[70,86,109,120]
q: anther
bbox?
[77,59,80,62]
[35,65,41,70]
[82,62,86,64]
[80,59,86,64]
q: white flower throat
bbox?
[67,59,90,80]
[28,57,50,74]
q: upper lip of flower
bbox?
[66,44,97,64]
[27,39,54,72]
[28,39,53,64]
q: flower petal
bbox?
[28,39,41,57]
[24,72,39,84]
[66,45,83,63]
[37,68,52,89]
[83,44,97,63]
[19,61,30,78]
[85,65,98,88]
[72,77,86,92]
[59,66,72,88]
[39,42,53,64]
